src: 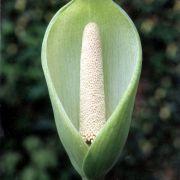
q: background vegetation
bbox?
[1,0,179,179]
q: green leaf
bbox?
[42,0,142,178]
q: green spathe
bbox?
[41,0,142,179]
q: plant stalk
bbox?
[82,176,105,180]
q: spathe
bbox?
[41,0,142,179]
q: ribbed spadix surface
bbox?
[80,22,106,144]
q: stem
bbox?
[82,176,105,180]
[77,0,110,2]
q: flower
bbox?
[41,0,142,179]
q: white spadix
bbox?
[80,22,106,144]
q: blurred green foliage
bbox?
[1,0,180,179]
